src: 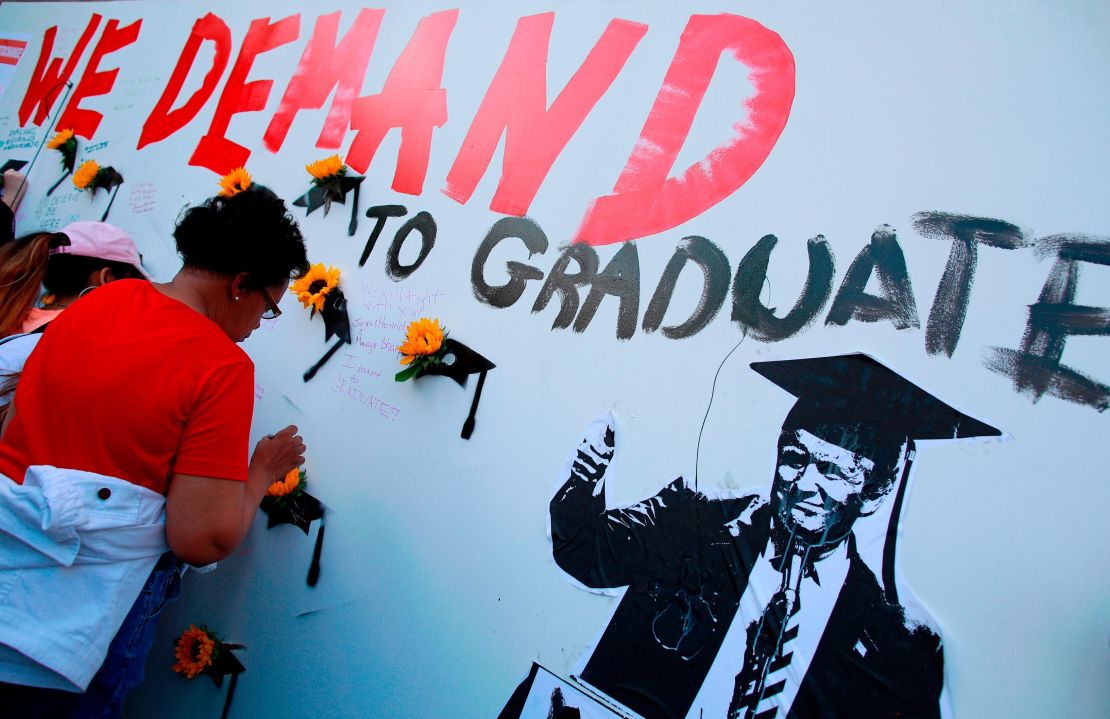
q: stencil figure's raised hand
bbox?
[567,414,616,491]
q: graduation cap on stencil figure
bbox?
[750,353,1002,605]
[419,338,496,440]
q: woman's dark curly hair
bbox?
[174,186,309,289]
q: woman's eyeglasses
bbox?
[260,288,282,320]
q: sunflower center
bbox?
[308,280,327,294]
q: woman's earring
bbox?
[234,296,240,302]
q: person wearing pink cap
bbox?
[0,222,149,421]
[0,221,148,339]
[23,221,150,334]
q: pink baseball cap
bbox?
[52,221,151,279]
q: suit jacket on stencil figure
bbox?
[550,477,944,719]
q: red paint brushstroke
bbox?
[443,14,646,216]
[57,18,142,139]
[138,13,232,150]
[190,14,300,175]
[0,38,29,66]
[264,9,384,153]
[574,14,795,246]
[18,14,101,127]
[345,9,458,195]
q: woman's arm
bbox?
[165,425,305,565]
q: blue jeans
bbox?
[72,553,182,719]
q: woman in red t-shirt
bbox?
[0,183,310,716]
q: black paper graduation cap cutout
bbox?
[1,159,27,174]
[303,288,352,382]
[293,174,365,236]
[205,643,245,719]
[259,478,327,587]
[89,166,124,222]
[204,644,246,688]
[751,353,1002,604]
[419,338,496,440]
[261,490,325,534]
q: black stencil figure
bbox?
[499,662,619,719]
[293,175,365,236]
[550,354,1000,719]
[547,688,582,719]
[302,289,352,382]
[1,160,28,174]
[419,338,496,439]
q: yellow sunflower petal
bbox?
[47,128,74,150]
[218,167,252,197]
[72,160,99,190]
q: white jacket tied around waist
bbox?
[0,465,169,692]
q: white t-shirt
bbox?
[0,332,41,407]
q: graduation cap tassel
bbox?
[46,170,70,197]
[306,513,326,587]
[219,672,239,719]
[303,338,345,382]
[881,440,916,607]
[346,182,361,236]
[100,183,121,222]
[461,368,488,440]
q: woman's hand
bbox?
[248,425,306,488]
[2,170,27,211]
[166,425,307,566]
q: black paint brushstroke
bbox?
[911,212,1028,357]
[472,217,548,308]
[642,236,730,339]
[825,225,919,329]
[360,205,407,267]
[732,234,835,342]
[986,233,1110,411]
[386,210,436,280]
[573,242,639,341]
[985,348,1109,411]
[532,244,599,331]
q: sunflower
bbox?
[290,263,340,313]
[172,625,216,679]
[306,154,345,181]
[268,467,303,498]
[218,167,252,197]
[398,318,445,365]
[72,160,100,190]
[47,128,75,150]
